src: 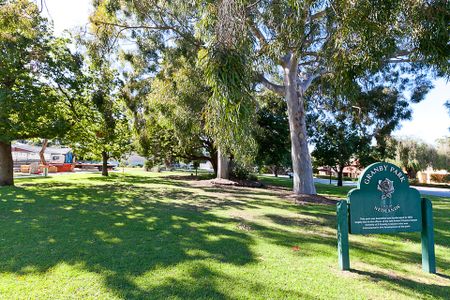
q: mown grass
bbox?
[0,170,448,299]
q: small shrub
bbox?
[259,166,270,174]
[230,163,258,181]
[144,160,154,171]
[231,163,250,180]
[430,174,450,183]
[247,174,258,181]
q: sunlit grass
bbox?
[0,171,448,299]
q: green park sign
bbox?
[337,162,436,273]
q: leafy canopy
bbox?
[0,0,84,142]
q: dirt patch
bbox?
[164,175,204,181]
[283,193,339,206]
[163,175,263,188]
[265,213,330,227]
[208,178,264,188]
[236,222,253,231]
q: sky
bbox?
[41,0,450,145]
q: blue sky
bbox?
[41,0,450,145]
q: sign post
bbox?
[337,200,349,270]
[336,162,436,273]
[421,198,436,273]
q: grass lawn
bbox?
[0,170,449,299]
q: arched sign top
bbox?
[357,162,409,190]
[348,162,422,234]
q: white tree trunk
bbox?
[217,148,230,179]
[283,54,316,195]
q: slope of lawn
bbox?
[0,170,448,299]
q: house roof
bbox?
[12,143,72,155]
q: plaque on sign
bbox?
[336,162,436,273]
[348,162,422,234]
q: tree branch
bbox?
[298,71,323,93]
[309,9,328,23]
[246,0,263,10]
[248,19,267,47]
[91,19,202,48]
[257,73,286,96]
[91,19,174,31]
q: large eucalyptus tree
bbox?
[92,0,449,194]
[245,0,449,194]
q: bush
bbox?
[430,174,450,183]
[230,163,258,181]
[247,173,258,181]
[144,160,154,171]
[258,166,269,174]
[231,163,250,180]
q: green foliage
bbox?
[124,53,218,170]
[144,160,154,171]
[311,119,368,173]
[391,137,449,178]
[90,0,449,191]
[435,137,450,171]
[64,7,133,165]
[0,0,83,142]
[255,91,291,174]
[308,81,414,168]
[65,62,132,162]
[230,162,256,181]
[199,46,257,163]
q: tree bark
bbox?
[39,139,48,165]
[337,166,344,187]
[101,151,109,176]
[209,148,218,175]
[283,53,316,195]
[407,168,417,180]
[272,166,279,177]
[217,148,230,179]
[0,141,14,186]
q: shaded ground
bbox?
[0,170,448,299]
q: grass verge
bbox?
[0,170,448,299]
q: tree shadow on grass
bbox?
[0,181,255,298]
[86,173,191,187]
[349,269,450,299]
[1,175,449,299]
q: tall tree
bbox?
[393,137,450,178]
[0,0,84,185]
[435,137,450,171]
[245,0,449,194]
[138,56,219,173]
[311,119,368,186]
[255,91,291,177]
[310,82,416,186]
[92,0,449,194]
